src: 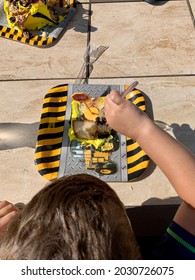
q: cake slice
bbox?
[72,120,97,140]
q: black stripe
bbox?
[37,131,64,141]
[128,168,146,181]
[35,143,62,152]
[44,86,67,99]
[32,12,57,24]
[127,155,150,169]
[39,121,65,129]
[32,40,38,45]
[45,91,67,99]
[126,138,136,145]
[42,101,67,108]
[38,167,59,176]
[127,146,142,157]
[35,155,60,164]
[128,93,143,102]
[25,38,30,44]
[41,111,65,119]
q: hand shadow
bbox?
[0,122,39,150]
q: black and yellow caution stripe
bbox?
[34,84,68,180]
[0,23,55,46]
[125,86,150,181]
[35,84,150,182]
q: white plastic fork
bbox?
[75,44,109,84]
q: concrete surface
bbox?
[0,0,194,206]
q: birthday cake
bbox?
[4,0,70,36]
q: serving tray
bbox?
[34,84,150,182]
[0,0,76,47]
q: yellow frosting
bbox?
[4,0,67,31]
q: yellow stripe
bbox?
[36,160,60,170]
[41,106,66,114]
[9,29,15,35]
[127,150,146,164]
[47,37,54,45]
[127,142,139,152]
[38,126,64,135]
[13,35,19,40]
[35,148,61,159]
[128,161,149,174]
[139,105,146,111]
[48,85,68,94]
[38,38,45,46]
[43,96,67,104]
[2,26,7,32]
[29,38,36,45]
[42,172,58,181]
[21,37,27,43]
[37,137,63,146]
[40,116,65,124]
[132,96,145,105]
[5,32,11,38]
[126,89,140,100]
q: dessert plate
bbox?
[34,84,150,182]
[0,0,76,47]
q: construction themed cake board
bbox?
[34,84,150,182]
[0,0,76,47]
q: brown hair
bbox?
[0,174,141,259]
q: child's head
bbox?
[0,174,140,259]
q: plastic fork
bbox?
[120,81,139,98]
[75,44,109,84]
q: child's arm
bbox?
[0,200,19,238]
[105,90,195,235]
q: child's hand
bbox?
[105,90,149,140]
[0,200,19,238]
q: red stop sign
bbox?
[72,92,91,102]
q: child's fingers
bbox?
[0,211,18,237]
[0,211,17,227]
[0,200,10,210]
[0,201,19,217]
[0,201,20,238]
[108,90,123,105]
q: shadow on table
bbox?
[0,122,39,150]
[144,0,169,6]
[50,3,97,47]
[171,123,195,154]
[126,196,181,259]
